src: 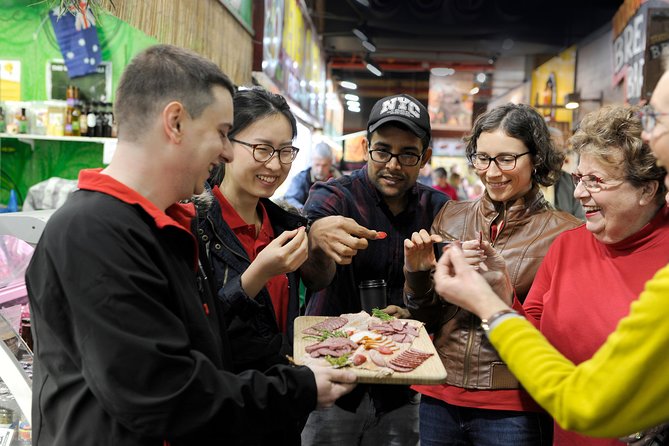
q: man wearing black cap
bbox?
[300,94,449,445]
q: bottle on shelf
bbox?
[71,86,81,137]
[102,102,113,138]
[79,101,88,136]
[95,102,105,137]
[64,85,74,136]
[87,101,98,137]
[17,108,29,134]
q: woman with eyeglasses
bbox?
[193,87,307,391]
[515,105,669,446]
[402,103,582,446]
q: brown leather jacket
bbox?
[404,186,582,390]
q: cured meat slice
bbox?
[302,316,348,336]
[388,348,433,372]
[305,337,358,358]
[368,320,421,343]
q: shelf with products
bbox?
[0,133,115,144]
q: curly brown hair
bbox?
[570,105,666,205]
[464,103,564,186]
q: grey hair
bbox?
[312,142,334,160]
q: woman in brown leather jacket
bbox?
[403,103,582,446]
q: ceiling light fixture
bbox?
[340,81,358,90]
[564,92,604,110]
[365,55,383,77]
[352,27,369,42]
[344,93,359,101]
[430,67,455,76]
[476,73,487,83]
[470,86,480,95]
[361,39,377,52]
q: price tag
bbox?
[0,427,14,446]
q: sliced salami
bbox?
[302,316,348,336]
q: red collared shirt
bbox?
[78,168,198,268]
[212,186,290,333]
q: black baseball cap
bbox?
[367,94,431,140]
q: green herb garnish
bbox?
[325,354,350,368]
[303,329,349,342]
[372,308,394,321]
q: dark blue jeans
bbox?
[419,395,553,446]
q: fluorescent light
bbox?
[565,101,580,110]
[344,94,359,101]
[353,27,369,41]
[362,40,376,52]
[470,86,480,95]
[340,81,357,90]
[366,62,382,77]
[431,67,454,76]
[347,106,361,113]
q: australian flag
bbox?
[49,1,101,78]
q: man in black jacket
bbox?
[25,44,356,446]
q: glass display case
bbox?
[0,311,32,445]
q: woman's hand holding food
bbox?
[433,243,511,319]
[242,227,308,298]
[403,229,442,272]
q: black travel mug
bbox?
[358,279,387,313]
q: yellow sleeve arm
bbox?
[489,264,669,438]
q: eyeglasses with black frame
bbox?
[639,105,669,133]
[571,173,623,193]
[368,149,425,167]
[469,152,531,171]
[230,138,299,164]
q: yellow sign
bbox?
[0,60,21,101]
[531,46,576,125]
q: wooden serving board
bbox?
[293,316,447,385]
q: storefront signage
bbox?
[260,0,327,126]
[611,0,669,103]
[612,9,646,102]
[0,60,21,101]
[219,0,253,34]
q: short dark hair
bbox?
[115,44,235,141]
[571,105,667,205]
[209,87,297,185]
[464,103,563,186]
[433,167,447,178]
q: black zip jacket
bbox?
[195,189,307,374]
[26,187,316,446]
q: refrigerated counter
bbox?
[0,312,32,445]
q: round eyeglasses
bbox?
[639,105,669,133]
[230,138,299,164]
[571,173,623,193]
[368,149,425,167]
[469,152,530,171]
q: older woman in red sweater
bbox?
[518,105,668,446]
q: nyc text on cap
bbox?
[367,94,431,139]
